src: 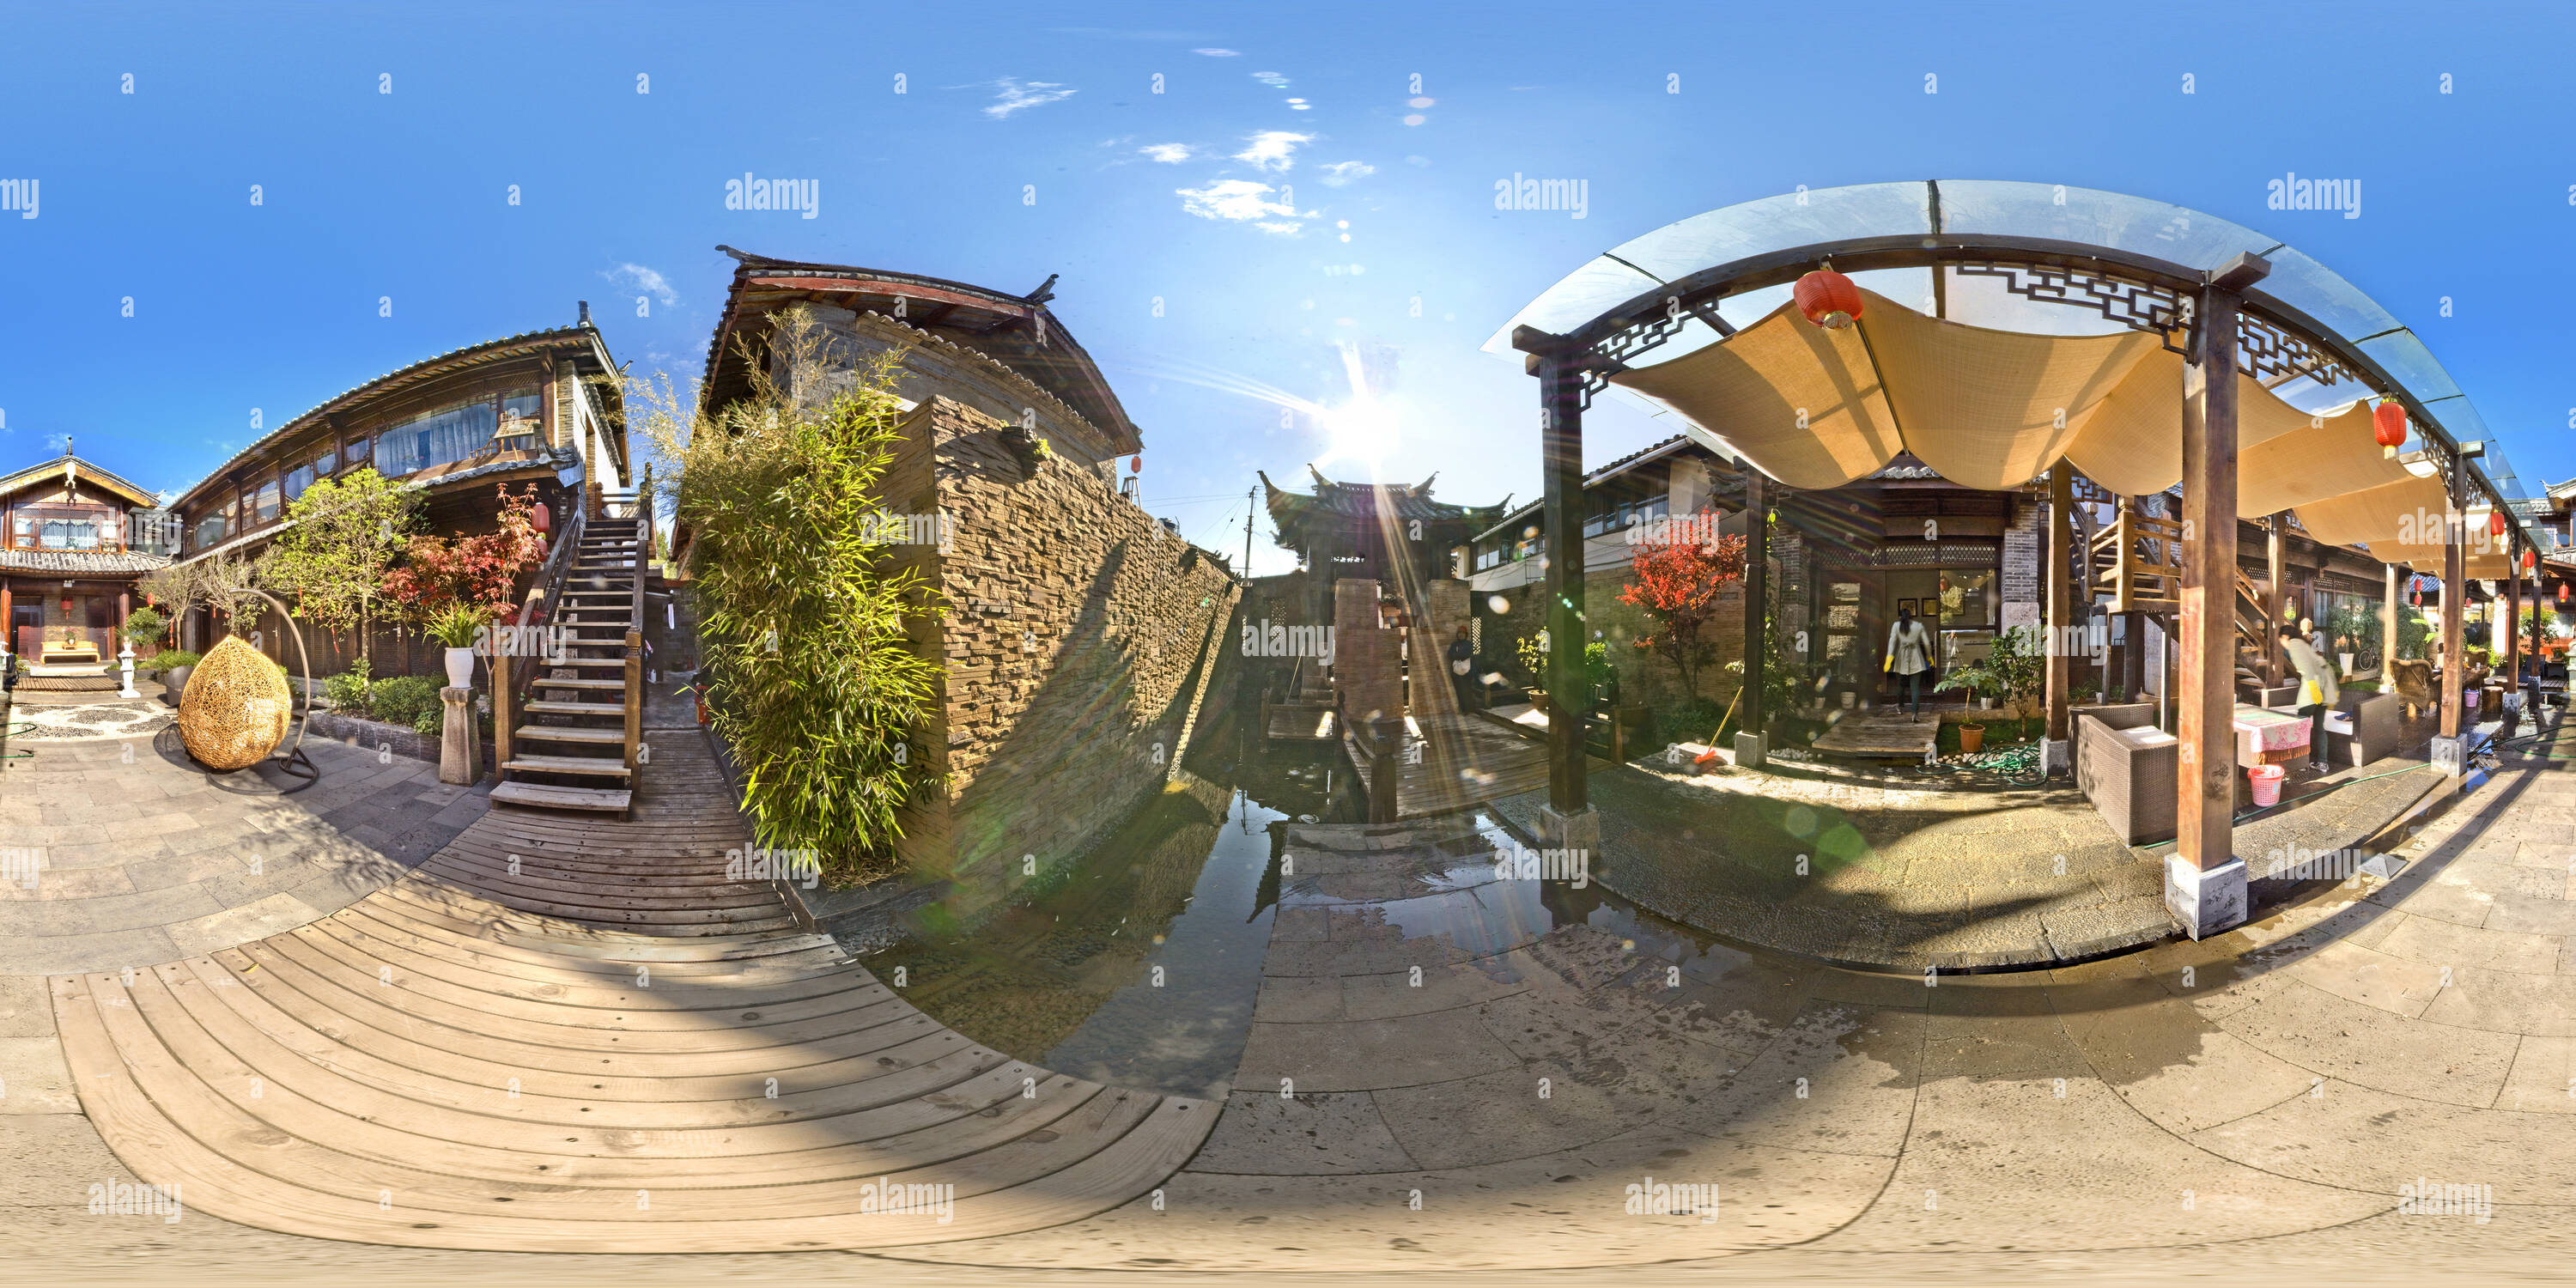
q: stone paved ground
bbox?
[3,722,2570,1282]
[0,732,487,976]
[1494,749,2448,971]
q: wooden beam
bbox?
[2264,517,2286,686]
[2046,462,2073,746]
[2383,562,2402,672]
[2506,541,2522,687]
[2442,465,2465,739]
[1742,471,1768,743]
[2178,278,2245,880]
[1538,355,1588,813]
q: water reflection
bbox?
[863,778,1289,1100]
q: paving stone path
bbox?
[0,733,483,977]
[6,722,2573,1278]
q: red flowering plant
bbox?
[1616,516,1747,699]
[379,484,550,633]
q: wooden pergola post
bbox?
[2506,538,2523,689]
[1513,330,1602,856]
[1741,471,1768,759]
[2382,562,2402,669]
[2264,517,2287,687]
[2044,461,2074,769]
[2170,253,2267,940]
[2440,459,2466,743]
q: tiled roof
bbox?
[0,454,161,508]
[1259,468,1509,547]
[169,323,609,513]
[0,548,170,574]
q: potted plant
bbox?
[1516,629,1552,714]
[1935,624,2044,754]
[427,603,491,689]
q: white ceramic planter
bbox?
[444,647,476,689]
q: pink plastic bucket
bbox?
[2248,763,2286,807]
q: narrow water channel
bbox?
[861,743,1741,1102]
[860,761,1319,1101]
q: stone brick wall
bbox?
[1332,579,1402,725]
[890,397,1239,917]
[779,304,1123,469]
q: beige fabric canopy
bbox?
[1614,289,2433,547]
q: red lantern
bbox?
[2561,584,2569,605]
[1794,268,1864,330]
[2524,550,2538,571]
[1130,455,1142,474]
[531,501,551,535]
[2490,511,2510,538]
[2371,400,2407,459]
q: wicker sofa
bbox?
[2072,702,2177,846]
[2318,690,2400,769]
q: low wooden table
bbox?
[38,643,100,665]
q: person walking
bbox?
[1446,626,1479,713]
[1884,604,1935,721]
[2281,623,2339,773]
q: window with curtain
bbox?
[498,389,542,449]
[252,479,282,525]
[377,399,497,476]
[194,512,225,550]
[344,436,370,469]
[284,460,316,501]
[314,446,337,476]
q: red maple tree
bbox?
[1618,518,1747,699]
[380,484,549,617]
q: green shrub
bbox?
[123,605,167,648]
[325,659,373,715]
[147,648,202,673]
[412,709,443,737]
[632,313,944,885]
[368,675,444,727]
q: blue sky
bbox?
[3,1,2571,574]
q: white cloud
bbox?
[1193,47,1239,57]
[1139,143,1194,164]
[985,77,1078,118]
[1176,179,1300,234]
[1252,70,1289,88]
[604,263,678,306]
[1318,161,1375,186]
[43,433,70,453]
[1234,130,1311,173]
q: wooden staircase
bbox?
[491,478,648,817]
[2087,496,2277,671]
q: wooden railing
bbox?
[621,464,650,775]
[491,495,590,776]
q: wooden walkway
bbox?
[1808,705,1941,760]
[52,731,1213,1252]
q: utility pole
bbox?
[1243,486,1255,579]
